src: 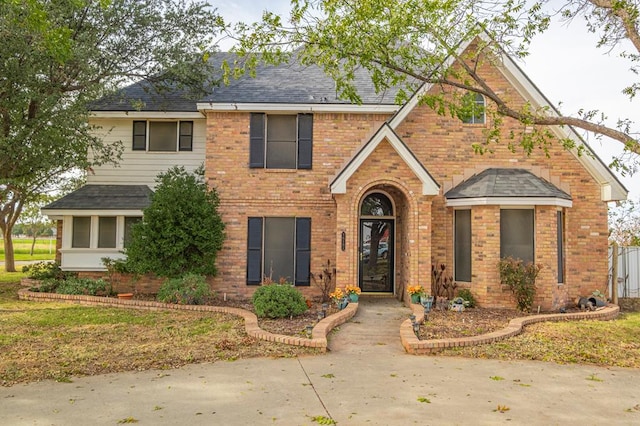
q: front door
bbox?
[359,219,394,292]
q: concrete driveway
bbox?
[1,347,639,425]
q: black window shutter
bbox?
[132,121,147,151]
[247,217,263,285]
[297,114,313,169]
[249,113,265,168]
[295,217,311,286]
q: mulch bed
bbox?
[206,297,339,337]
[419,308,524,340]
[135,294,530,339]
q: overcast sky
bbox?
[213,0,639,199]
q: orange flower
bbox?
[344,285,361,295]
[407,285,426,296]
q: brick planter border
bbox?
[401,302,621,354]
[17,287,357,353]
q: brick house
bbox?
[43,42,627,310]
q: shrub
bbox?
[252,284,308,319]
[31,278,60,293]
[22,261,72,281]
[124,166,225,278]
[498,257,542,312]
[157,274,212,305]
[456,288,476,308]
[55,278,108,296]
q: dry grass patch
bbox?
[0,280,319,386]
[438,313,640,368]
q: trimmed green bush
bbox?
[456,288,476,308]
[157,273,212,305]
[252,284,308,319]
[55,278,108,296]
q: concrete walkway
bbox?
[328,295,410,354]
[2,297,639,425]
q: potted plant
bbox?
[344,285,361,302]
[329,288,349,310]
[407,285,426,304]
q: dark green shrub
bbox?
[498,257,542,312]
[124,166,225,278]
[55,278,108,296]
[252,284,308,319]
[22,261,72,280]
[456,288,476,308]
[157,274,212,305]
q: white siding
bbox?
[87,117,206,188]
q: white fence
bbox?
[609,246,640,298]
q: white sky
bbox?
[213,0,639,199]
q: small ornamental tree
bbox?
[124,166,225,278]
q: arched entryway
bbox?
[359,192,395,293]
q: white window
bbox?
[461,93,485,124]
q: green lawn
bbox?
[0,238,56,262]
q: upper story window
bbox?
[460,92,485,124]
[249,113,313,169]
[132,121,193,152]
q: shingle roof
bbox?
[43,185,153,210]
[445,168,571,200]
[91,53,403,111]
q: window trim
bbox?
[131,120,193,152]
[68,215,142,250]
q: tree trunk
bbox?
[30,234,36,256]
[3,228,16,272]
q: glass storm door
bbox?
[359,219,394,292]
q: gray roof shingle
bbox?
[43,185,153,210]
[91,53,403,111]
[445,168,571,200]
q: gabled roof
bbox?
[386,32,627,202]
[444,168,572,207]
[330,123,439,195]
[42,185,153,212]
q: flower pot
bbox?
[420,296,434,312]
[410,294,420,304]
[337,297,349,310]
[117,293,133,300]
[348,293,359,302]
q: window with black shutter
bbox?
[246,217,311,286]
[249,113,313,169]
[131,120,193,152]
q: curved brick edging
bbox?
[17,288,358,352]
[401,303,621,354]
